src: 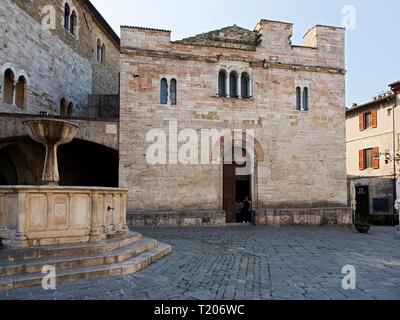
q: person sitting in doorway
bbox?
[241,196,252,224]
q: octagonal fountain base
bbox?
[0,186,171,291]
[0,186,131,248]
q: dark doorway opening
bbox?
[0,172,7,185]
[223,163,252,223]
[0,152,18,185]
[236,180,250,203]
[58,139,118,187]
[356,186,370,221]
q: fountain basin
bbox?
[23,119,80,185]
[0,186,129,248]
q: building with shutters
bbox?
[346,86,399,226]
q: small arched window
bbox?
[241,73,250,99]
[170,79,177,105]
[303,87,309,111]
[218,71,227,97]
[60,98,67,116]
[101,44,106,63]
[96,39,102,61]
[67,102,74,116]
[3,69,14,105]
[296,87,302,111]
[64,3,70,30]
[160,78,168,105]
[229,72,238,98]
[70,10,77,35]
[15,76,26,109]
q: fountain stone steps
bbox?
[0,232,143,262]
[0,242,172,291]
[0,237,158,277]
[0,232,172,291]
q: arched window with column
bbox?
[3,69,14,105]
[296,87,302,111]
[241,73,250,99]
[101,44,106,63]
[229,72,238,98]
[160,78,168,105]
[70,10,77,35]
[218,70,227,97]
[303,87,309,111]
[15,76,26,109]
[64,3,70,30]
[96,39,102,61]
[170,78,177,105]
[60,98,67,116]
[67,102,74,116]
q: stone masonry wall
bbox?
[120,22,349,226]
[0,0,119,116]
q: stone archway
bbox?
[215,134,263,224]
[0,137,119,187]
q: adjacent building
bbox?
[346,84,400,226]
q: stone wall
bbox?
[119,21,349,226]
[0,0,119,117]
[127,210,226,227]
[0,113,119,150]
[88,94,119,118]
[254,207,352,226]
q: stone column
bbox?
[120,192,129,234]
[226,75,230,98]
[12,80,17,106]
[15,192,27,247]
[89,192,105,242]
[238,74,242,99]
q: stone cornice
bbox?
[121,47,346,75]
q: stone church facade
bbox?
[120,21,351,226]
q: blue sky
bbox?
[91,0,400,107]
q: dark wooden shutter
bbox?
[372,147,380,169]
[372,109,378,128]
[359,150,365,171]
[359,114,365,131]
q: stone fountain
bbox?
[0,117,171,290]
[0,117,130,247]
[23,119,79,185]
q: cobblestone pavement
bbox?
[0,226,399,300]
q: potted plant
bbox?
[354,214,371,234]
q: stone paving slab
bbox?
[0,226,399,300]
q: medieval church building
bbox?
[0,0,351,228]
[120,21,351,226]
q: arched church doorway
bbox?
[223,146,255,224]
